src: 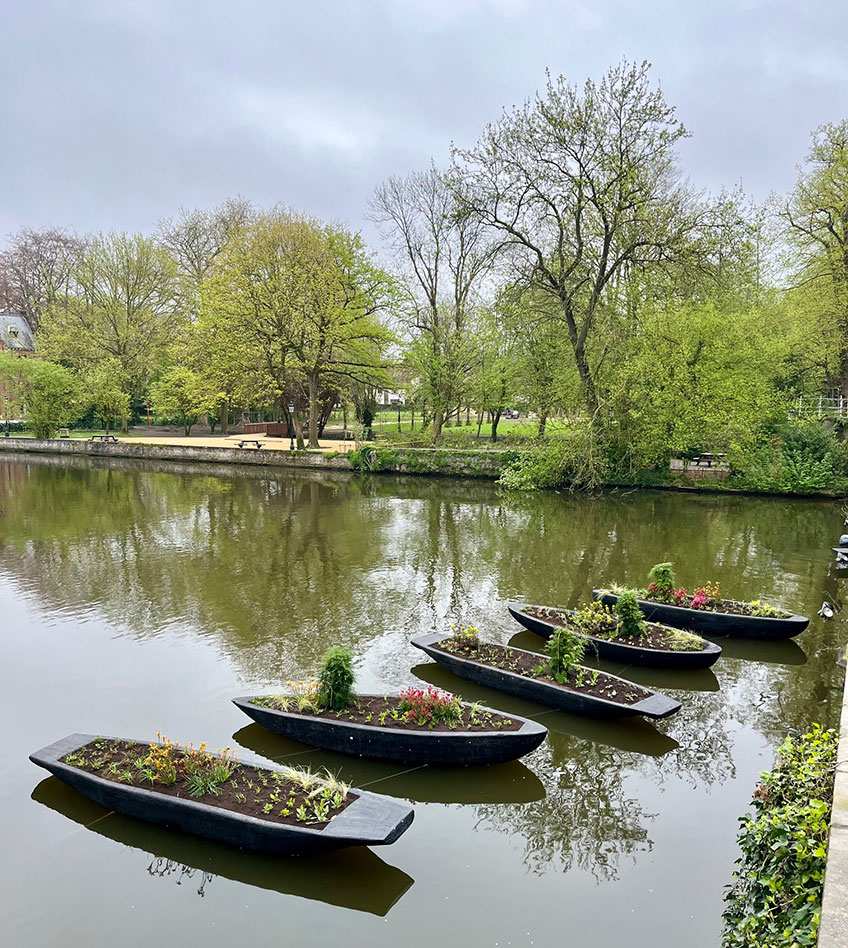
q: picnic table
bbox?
[691,453,727,468]
[88,434,119,444]
[237,439,264,449]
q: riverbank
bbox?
[0,437,845,499]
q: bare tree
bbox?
[157,196,255,292]
[452,60,698,418]
[370,166,497,438]
[0,227,86,329]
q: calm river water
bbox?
[0,454,844,948]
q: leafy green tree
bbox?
[201,210,392,448]
[83,359,130,434]
[0,353,81,437]
[38,232,183,430]
[470,312,520,442]
[149,365,209,435]
[453,60,696,419]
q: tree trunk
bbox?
[562,302,599,417]
[294,416,305,450]
[465,405,470,426]
[537,410,548,439]
[104,415,110,435]
[121,414,128,434]
[476,409,484,438]
[307,372,320,448]
[220,405,229,435]
[491,412,501,442]
[433,408,443,439]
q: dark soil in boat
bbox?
[250,694,523,732]
[60,739,357,830]
[434,639,650,706]
[526,606,708,652]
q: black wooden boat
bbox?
[593,590,809,640]
[507,602,722,669]
[233,695,547,765]
[30,733,414,855]
[410,634,681,720]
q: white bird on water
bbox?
[819,602,835,620]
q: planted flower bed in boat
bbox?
[234,687,547,765]
[30,733,414,855]
[411,627,681,720]
[508,600,722,669]
[594,563,809,640]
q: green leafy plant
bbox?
[748,600,785,618]
[570,601,618,637]
[317,646,355,710]
[614,589,646,638]
[723,724,836,948]
[647,562,676,601]
[545,626,586,684]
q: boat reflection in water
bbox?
[31,777,414,917]
[232,723,546,805]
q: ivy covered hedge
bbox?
[722,725,837,948]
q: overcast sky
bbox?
[2,0,847,249]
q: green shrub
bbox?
[647,562,676,600]
[317,646,355,710]
[545,626,586,683]
[737,420,848,494]
[614,590,646,638]
[722,724,837,948]
[499,427,606,491]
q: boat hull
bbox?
[410,634,680,720]
[593,591,809,640]
[233,696,547,765]
[30,734,414,855]
[508,602,722,669]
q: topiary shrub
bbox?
[614,589,646,638]
[317,646,355,710]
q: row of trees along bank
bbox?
[0,60,846,488]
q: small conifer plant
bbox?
[317,646,355,710]
[614,589,647,638]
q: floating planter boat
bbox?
[593,590,809,640]
[410,633,681,720]
[30,733,414,855]
[233,691,547,766]
[507,601,722,670]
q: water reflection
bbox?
[2,453,846,943]
[232,723,547,804]
[31,777,414,915]
[476,735,656,881]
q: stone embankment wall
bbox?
[0,438,513,479]
[819,655,848,946]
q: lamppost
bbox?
[289,401,295,452]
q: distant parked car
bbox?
[504,409,520,419]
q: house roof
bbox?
[0,313,35,351]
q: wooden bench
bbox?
[88,434,119,444]
[237,439,264,449]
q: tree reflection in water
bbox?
[3,454,844,888]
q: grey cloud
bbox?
[1,0,846,245]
